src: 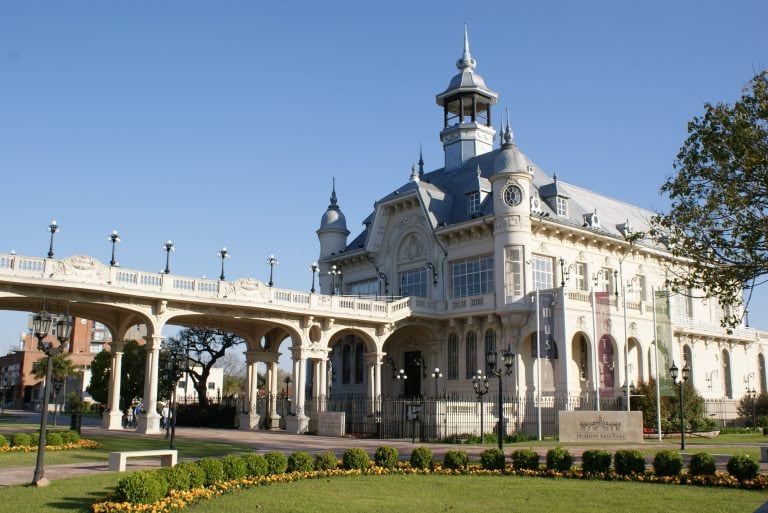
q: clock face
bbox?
[503,185,523,207]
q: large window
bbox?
[451,255,494,298]
[596,267,614,294]
[484,329,496,375]
[504,246,523,299]
[573,262,587,291]
[532,254,555,290]
[399,268,427,297]
[465,331,477,379]
[347,278,379,297]
[447,334,459,380]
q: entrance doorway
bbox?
[404,351,422,398]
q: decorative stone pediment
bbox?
[51,255,109,281]
[223,278,268,299]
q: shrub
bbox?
[45,432,63,446]
[114,470,168,504]
[510,448,538,471]
[176,461,205,488]
[443,450,469,470]
[409,446,433,470]
[60,430,80,444]
[727,454,759,481]
[264,451,288,475]
[0,434,7,447]
[374,446,399,469]
[343,448,371,470]
[221,454,248,480]
[479,448,505,470]
[159,465,191,492]
[241,453,269,477]
[314,451,339,471]
[581,450,612,474]
[287,451,315,473]
[30,432,40,447]
[652,450,683,477]
[11,433,32,447]
[197,457,225,486]
[506,432,537,443]
[546,447,573,471]
[614,449,645,475]
[688,452,717,476]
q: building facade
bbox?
[316,30,768,426]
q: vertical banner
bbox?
[535,289,558,359]
[594,291,614,393]
[654,290,675,397]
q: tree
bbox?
[631,379,715,432]
[87,340,148,412]
[653,71,768,326]
[165,328,245,406]
[32,352,79,401]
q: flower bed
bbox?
[0,439,102,452]
[91,447,767,513]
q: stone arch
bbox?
[628,337,643,385]
[570,331,592,392]
[381,324,437,398]
[598,334,617,392]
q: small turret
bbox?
[317,179,350,261]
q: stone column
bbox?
[318,358,327,411]
[138,335,163,434]
[104,340,126,429]
[269,360,281,430]
[240,351,261,431]
[285,347,309,434]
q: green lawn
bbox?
[0,473,123,513]
[184,474,766,513]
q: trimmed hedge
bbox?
[510,448,538,471]
[264,451,288,475]
[374,446,399,470]
[159,465,191,492]
[197,457,225,486]
[688,452,717,476]
[614,449,645,475]
[652,450,682,477]
[409,446,433,470]
[343,448,371,470]
[727,454,759,481]
[0,434,7,447]
[61,430,80,444]
[241,454,269,477]
[176,461,205,488]
[443,450,469,470]
[314,451,339,471]
[221,455,248,480]
[287,451,315,473]
[581,450,612,474]
[45,432,63,447]
[115,470,168,504]
[546,447,573,471]
[11,433,32,447]
[479,448,505,470]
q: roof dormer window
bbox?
[556,196,568,217]
[468,191,481,215]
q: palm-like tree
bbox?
[33,353,80,425]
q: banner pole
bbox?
[536,289,542,441]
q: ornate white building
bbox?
[316,29,768,424]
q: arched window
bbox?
[484,329,497,375]
[465,331,477,379]
[354,342,365,384]
[447,333,459,380]
[579,335,589,381]
[722,349,732,399]
[759,354,767,394]
[342,344,351,385]
[683,345,693,383]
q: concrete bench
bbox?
[108,449,178,472]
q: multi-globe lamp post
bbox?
[472,369,489,443]
[108,230,121,267]
[431,367,442,398]
[486,347,514,451]
[163,240,174,274]
[309,263,319,293]
[669,361,690,450]
[47,221,59,258]
[329,265,341,296]
[267,255,278,287]
[165,350,186,450]
[218,247,230,281]
[31,308,73,486]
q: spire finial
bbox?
[500,108,514,147]
[456,22,477,72]
[329,177,339,209]
[418,144,424,177]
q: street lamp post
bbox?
[165,350,185,450]
[431,367,442,398]
[108,230,121,267]
[163,240,174,274]
[47,221,59,258]
[486,347,514,451]
[32,309,72,486]
[329,265,341,296]
[669,362,690,450]
[267,255,278,287]
[218,247,230,280]
[396,368,407,398]
[284,376,292,416]
[749,387,758,430]
[52,379,64,426]
[472,370,489,443]
[309,263,319,293]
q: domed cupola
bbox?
[317,179,350,260]
[493,114,529,175]
[436,25,498,171]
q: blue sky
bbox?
[1,0,766,358]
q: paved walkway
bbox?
[1,410,767,487]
